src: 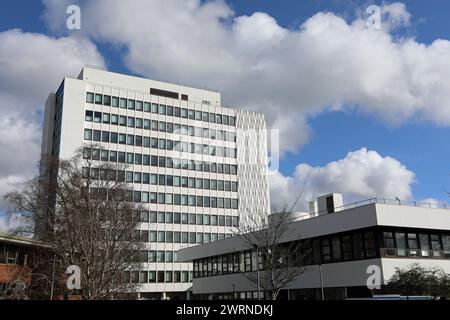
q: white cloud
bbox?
[0,29,105,207]
[39,1,450,155]
[40,0,74,34]
[0,213,29,233]
[269,148,416,211]
[0,29,104,105]
[0,215,8,232]
[0,116,41,178]
[381,2,411,31]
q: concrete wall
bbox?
[190,258,450,294]
[179,202,450,262]
[40,93,55,166]
[81,67,221,106]
[178,203,379,261]
[58,78,86,159]
[191,259,381,294]
[375,204,450,231]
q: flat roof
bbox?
[178,198,450,262]
[81,65,221,93]
[77,66,222,106]
[0,232,49,248]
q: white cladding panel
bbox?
[235,110,270,228]
[190,258,450,294]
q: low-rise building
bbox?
[178,194,450,300]
[0,233,50,298]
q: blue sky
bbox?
[1,0,450,230]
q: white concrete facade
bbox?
[178,196,450,299]
[188,257,450,296]
[40,66,270,299]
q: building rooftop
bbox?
[178,196,450,262]
[290,197,450,223]
[0,232,49,248]
[76,66,222,105]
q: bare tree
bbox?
[0,265,31,300]
[0,254,54,300]
[235,194,308,300]
[4,145,143,300]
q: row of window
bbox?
[383,231,450,258]
[141,250,178,263]
[82,147,237,175]
[206,292,264,300]
[125,270,193,284]
[0,245,22,265]
[135,230,236,244]
[142,211,238,226]
[193,232,373,278]
[120,210,239,228]
[86,92,236,126]
[194,251,259,278]
[85,110,236,142]
[319,231,377,263]
[84,128,237,158]
[132,210,239,227]
[82,167,238,192]
[192,228,450,279]
[89,187,239,208]
[53,84,64,158]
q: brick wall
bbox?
[0,264,32,284]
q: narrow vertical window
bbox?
[86,92,94,103]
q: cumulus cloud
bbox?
[40,0,450,155]
[0,29,104,105]
[269,148,416,211]
[0,212,30,234]
[0,215,9,233]
[0,29,105,208]
[0,116,41,181]
[381,2,411,31]
[40,0,74,34]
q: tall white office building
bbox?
[40,66,270,299]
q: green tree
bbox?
[384,264,450,299]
